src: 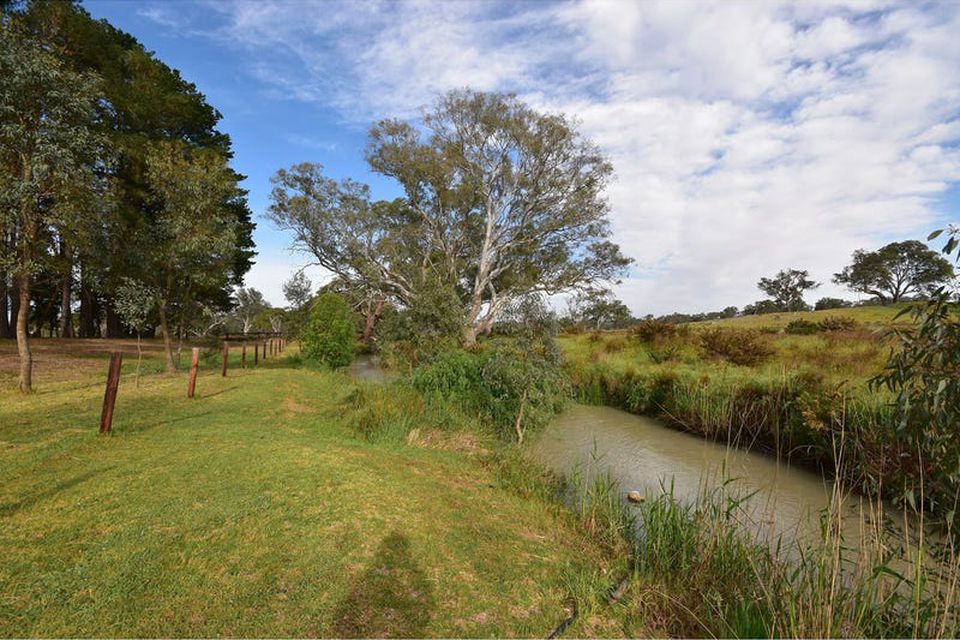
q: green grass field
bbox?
[0,342,630,637]
[698,303,907,330]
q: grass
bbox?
[565,457,959,638]
[697,303,908,330]
[0,340,632,637]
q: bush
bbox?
[301,292,356,368]
[632,319,676,343]
[815,297,852,311]
[413,339,569,443]
[700,328,773,366]
[817,316,859,332]
[785,319,820,335]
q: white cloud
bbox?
[201,0,959,314]
[242,257,331,307]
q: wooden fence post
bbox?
[99,351,123,433]
[262,340,267,361]
[241,342,247,369]
[221,341,229,377]
[254,341,259,365]
[269,338,274,355]
[187,347,200,398]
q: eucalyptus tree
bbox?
[282,271,312,310]
[233,287,269,334]
[367,89,632,344]
[114,277,155,386]
[141,141,245,372]
[833,240,953,304]
[0,20,107,391]
[757,269,819,312]
[268,166,412,338]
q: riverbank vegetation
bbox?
[559,296,960,527]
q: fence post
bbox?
[221,341,229,377]
[99,351,123,433]
[241,342,247,369]
[187,347,200,398]
[254,341,259,365]
[262,340,267,361]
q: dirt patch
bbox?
[0,338,195,386]
[283,397,316,414]
[406,428,489,456]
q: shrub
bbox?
[603,335,628,353]
[817,316,859,332]
[632,318,676,343]
[301,292,356,368]
[413,339,568,443]
[785,319,820,335]
[700,328,773,367]
[814,297,852,311]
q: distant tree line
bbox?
[635,239,955,325]
[1,1,254,389]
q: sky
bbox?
[83,0,960,315]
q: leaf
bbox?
[927,229,944,241]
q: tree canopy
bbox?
[757,269,819,312]
[833,240,954,304]
[1,1,254,387]
[270,90,631,346]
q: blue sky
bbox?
[83,0,960,313]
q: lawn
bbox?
[0,342,627,637]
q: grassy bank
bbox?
[558,305,936,508]
[0,342,632,637]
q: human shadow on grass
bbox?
[0,468,107,517]
[329,531,435,638]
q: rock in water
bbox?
[626,490,645,503]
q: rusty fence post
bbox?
[99,351,123,433]
[221,341,229,377]
[241,342,247,369]
[187,347,200,398]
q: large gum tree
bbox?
[366,90,632,344]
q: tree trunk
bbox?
[8,280,20,339]
[79,274,95,338]
[59,242,73,338]
[462,324,478,347]
[361,298,385,343]
[105,303,121,338]
[16,275,32,393]
[157,301,177,372]
[0,269,8,339]
[514,388,527,444]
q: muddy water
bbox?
[534,404,897,547]
[348,355,392,383]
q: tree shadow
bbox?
[330,531,435,638]
[0,468,107,517]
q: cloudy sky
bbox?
[85,0,960,315]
